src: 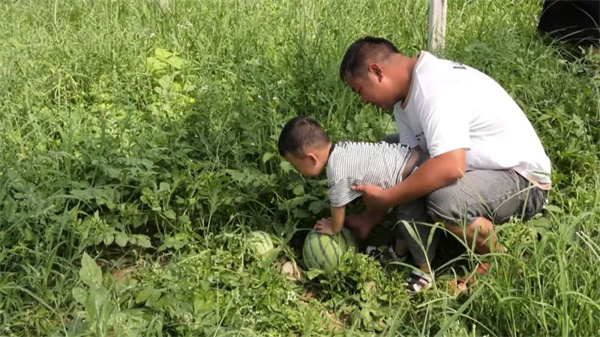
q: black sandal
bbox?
[365,245,407,264]
[405,269,432,295]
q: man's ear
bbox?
[367,63,383,82]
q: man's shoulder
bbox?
[415,52,489,85]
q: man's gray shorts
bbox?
[394,170,548,266]
[383,134,548,266]
[426,169,549,226]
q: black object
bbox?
[538,0,600,47]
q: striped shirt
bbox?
[326,141,412,207]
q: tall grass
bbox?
[0,0,598,336]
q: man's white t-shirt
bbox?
[394,51,551,186]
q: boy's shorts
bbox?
[393,198,441,266]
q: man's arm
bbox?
[388,148,466,205]
[353,148,466,209]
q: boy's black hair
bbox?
[278,116,330,157]
[339,36,400,81]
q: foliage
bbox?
[0,0,598,336]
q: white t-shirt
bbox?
[394,51,551,186]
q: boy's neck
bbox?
[319,141,334,170]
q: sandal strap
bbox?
[406,269,432,283]
[405,270,432,295]
[385,246,407,262]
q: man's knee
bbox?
[426,183,480,226]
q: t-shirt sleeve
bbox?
[328,177,363,208]
[420,93,471,157]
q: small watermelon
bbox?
[247,231,276,258]
[302,227,358,272]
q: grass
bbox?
[0,0,599,336]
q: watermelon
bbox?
[302,227,358,272]
[247,231,276,258]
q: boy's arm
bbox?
[314,206,346,235]
[330,206,346,234]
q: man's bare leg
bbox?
[445,216,504,292]
[444,216,505,255]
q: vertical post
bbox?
[158,0,169,10]
[428,0,448,52]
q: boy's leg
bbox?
[383,133,441,273]
[426,169,548,256]
[394,198,441,273]
[345,208,386,240]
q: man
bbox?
[340,36,551,292]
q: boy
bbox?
[339,36,551,291]
[278,116,439,294]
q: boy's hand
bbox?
[314,218,336,235]
[352,184,392,210]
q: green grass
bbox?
[0,0,599,336]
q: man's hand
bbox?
[314,218,336,235]
[352,184,393,210]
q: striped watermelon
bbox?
[247,231,275,258]
[302,227,358,272]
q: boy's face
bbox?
[344,64,399,110]
[285,152,322,177]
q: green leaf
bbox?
[308,201,323,214]
[544,205,563,214]
[115,232,128,247]
[292,184,304,196]
[166,56,183,69]
[145,57,166,73]
[164,209,176,220]
[279,161,293,173]
[158,75,173,89]
[262,152,275,163]
[103,232,114,245]
[132,214,148,228]
[159,182,171,192]
[79,253,102,290]
[136,288,162,306]
[72,287,88,305]
[305,269,323,280]
[135,235,152,248]
[154,48,173,61]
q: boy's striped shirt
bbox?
[326,141,412,207]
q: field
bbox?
[0,0,599,336]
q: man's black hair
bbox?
[339,36,400,81]
[278,116,330,157]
